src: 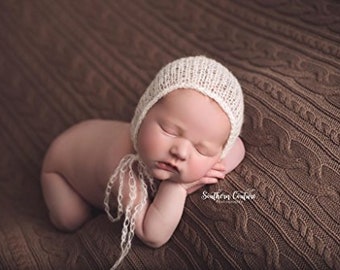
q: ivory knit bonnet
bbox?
[131,56,244,157]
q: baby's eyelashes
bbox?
[195,146,212,156]
[194,144,221,157]
[159,123,221,157]
[158,121,182,137]
[160,125,178,137]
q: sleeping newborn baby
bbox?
[41,56,245,269]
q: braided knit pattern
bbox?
[131,56,244,157]
[104,154,155,269]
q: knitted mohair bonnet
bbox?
[104,56,244,269]
[131,55,244,157]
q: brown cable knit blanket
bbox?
[0,1,339,269]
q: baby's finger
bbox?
[205,169,226,179]
[211,162,227,173]
[200,177,219,185]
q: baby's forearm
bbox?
[135,181,187,248]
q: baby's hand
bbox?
[180,162,226,195]
[204,162,227,180]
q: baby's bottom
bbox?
[41,172,92,231]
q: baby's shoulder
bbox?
[47,119,132,158]
[70,119,129,131]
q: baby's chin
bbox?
[149,167,177,181]
[141,159,203,183]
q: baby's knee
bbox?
[49,206,91,232]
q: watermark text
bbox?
[201,189,256,203]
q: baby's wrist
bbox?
[161,181,188,196]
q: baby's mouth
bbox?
[156,161,179,173]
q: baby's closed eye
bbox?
[194,143,221,157]
[159,123,179,137]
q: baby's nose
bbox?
[170,139,190,161]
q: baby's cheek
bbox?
[138,136,151,152]
[137,127,155,153]
[187,160,212,179]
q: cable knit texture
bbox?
[0,1,339,269]
[131,56,244,157]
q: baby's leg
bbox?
[41,172,92,231]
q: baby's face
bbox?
[137,88,230,183]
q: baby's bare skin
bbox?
[41,120,132,213]
[41,90,245,248]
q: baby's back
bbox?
[42,119,133,208]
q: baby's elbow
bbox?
[223,137,246,174]
[136,228,170,249]
[134,210,174,249]
[234,138,246,170]
[237,137,246,162]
